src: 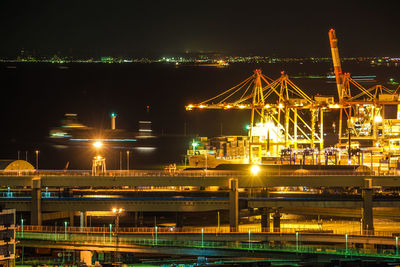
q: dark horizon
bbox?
[1,1,399,58]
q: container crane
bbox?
[329,29,400,153]
[186,69,330,163]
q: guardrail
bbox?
[0,169,375,177]
[16,230,400,259]
[16,225,399,238]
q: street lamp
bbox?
[112,208,124,264]
[201,228,204,247]
[248,229,251,249]
[109,224,112,242]
[64,221,68,240]
[92,141,106,175]
[21,218,24,238]
[35,150,39,170]
[250,165,260,176]
[93,141,103,149]
[126,151,130,171]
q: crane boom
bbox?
[329,29,345,101]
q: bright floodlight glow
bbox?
[250,165,261,176]
[374,115,383,123]
[112,208,124,214]
[93,141,103,149]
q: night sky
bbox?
[1,0,399,57]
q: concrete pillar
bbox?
[80,211,87,231]
[31,178,42,225]
[260,189,270,232]
[261,208,270,232]
[272,210,281,233]
[362,178,374,234]
[229,178,239,232]
[80,251,92,266]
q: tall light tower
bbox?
[110,112,117,130]
[92,141,106,175]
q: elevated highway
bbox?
[2,196,400,212]
[15,229,400,260]
[1,169,398,233]
[2,170,400,188]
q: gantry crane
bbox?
[329,29,400,150]
[186,69,332,163]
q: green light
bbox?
[192,141,199,148]
[245,124,251,130]
[110,112,117,117]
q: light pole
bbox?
[119,151,122,173]
[21,217,25,264]
[126,151,130,171]
[64,221,68,240]
[92,141,106,175]
[396,236,398,255]
[248,229,251,249]
[112,208,124,264]
[103,224,106,243]
[296,232,299,251]
[109,224,112,242]
[345,234,348,255]
[155,226,158,245]
[35,150,39,170]
[217,211,220,234]
[201,228,204,247]
[21,218,24,238]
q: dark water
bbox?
[0,61,398,169]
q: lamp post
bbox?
[248,229,251,249]
[103,224,106,243]
[92,141,105,175]
[35,150,39,170]
[126,151,130,171]
[112,208,124,264]
[396,236,398,255]
[21,218,24,238]
[296,232,299,251]
[217,211,220,234]
[109,224,112,242]
[155,225,158,245]
[201,228,204,247]
[64,221,68,240]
